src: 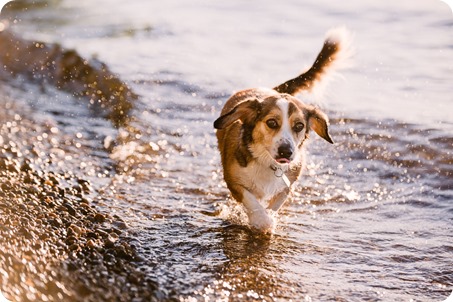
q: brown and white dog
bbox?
[214,28,351,233]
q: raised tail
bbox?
[273,27,353,96]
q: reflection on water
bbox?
[2,0,453,301]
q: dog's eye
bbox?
[293,122,305,133]
[266,119,279,129]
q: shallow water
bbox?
[2,0,453,301]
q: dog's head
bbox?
[214,94,333,168]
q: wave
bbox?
[0,29,136,127]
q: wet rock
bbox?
[0,29,137,127]
[128,271,144,284]
[86,239,98,249]
[86,231,98,239]
[69,244,81,252]
[23,173,38,184]
[20,160,35,172]
[94,213,106,223]
[49,175,60,186]
[113,220,128,230]
[68,224,84,237]
[1,182,11,191]
[63,202,77,216]
[26,185,41,195]
[80,196,92,204]
[105,233,119,248]
[78,179,93,193]
[5,159,21,174]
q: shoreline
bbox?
[0,31,159,301]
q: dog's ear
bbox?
[214,99,261,129]
[308,108,334,144]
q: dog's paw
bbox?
[248,210,274,233]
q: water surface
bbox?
[2,0,452,300]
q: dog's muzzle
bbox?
[275,143,293,164]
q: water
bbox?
[2,0,453,301]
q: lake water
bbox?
[2,0,453,301]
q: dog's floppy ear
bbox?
[214,99,261,129]
[308,108,334,144]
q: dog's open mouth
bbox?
[275,158,291,164]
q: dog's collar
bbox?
[270,165,291,188]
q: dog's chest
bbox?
[241,163,287,201]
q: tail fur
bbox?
[273,27,353,96]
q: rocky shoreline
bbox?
[0,31,159,301]
[0,29,136,127]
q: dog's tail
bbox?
[273,27,353,96]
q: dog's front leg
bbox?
[240,189,274,232]
[267,188,290,212]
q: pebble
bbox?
[69,244,80,251]
[26,185,41,195]
[112,220,128,230]
[94,213,106,223]
[105,234,118,248]
[68,224,84,237]
[86,239,98,249]
[63,203,77,216]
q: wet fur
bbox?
[214,28,350,232]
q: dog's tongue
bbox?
[276,158,290,164]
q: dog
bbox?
[214,28,351,233]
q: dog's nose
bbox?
[278,144,293,159]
